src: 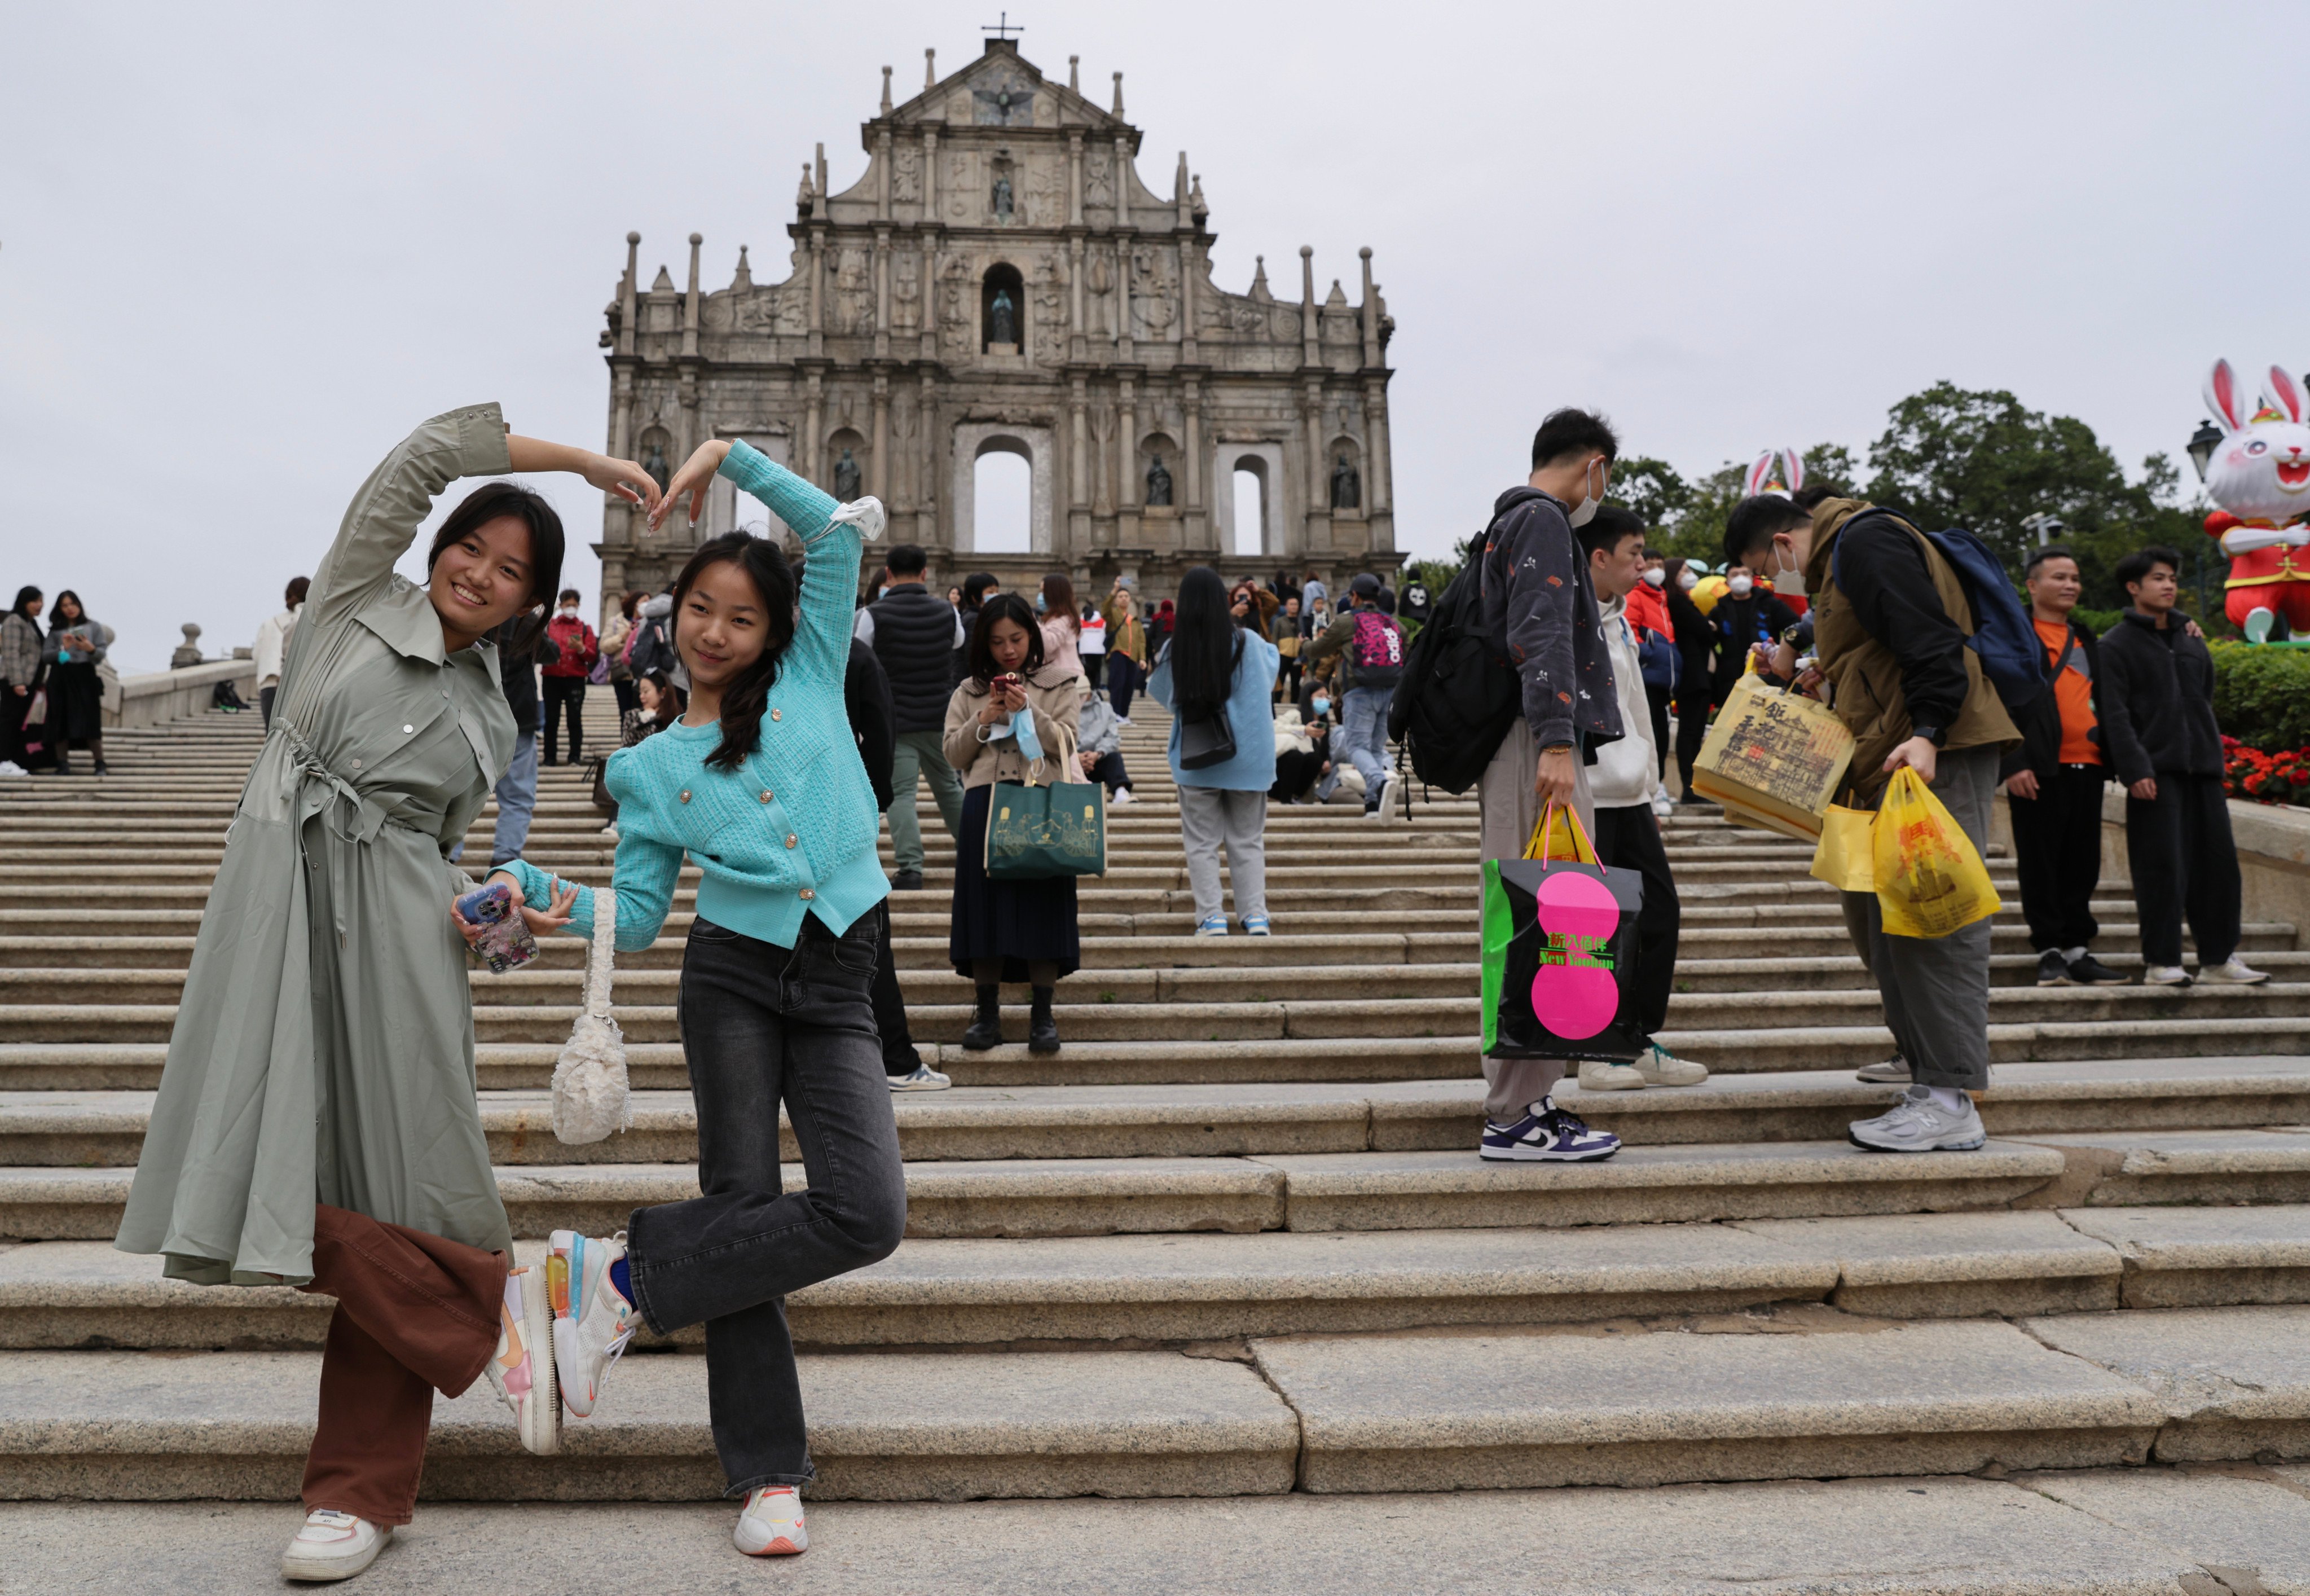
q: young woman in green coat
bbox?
[116,404,659,1582]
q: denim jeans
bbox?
[1340,685,1391,793]
[626,912,908,1493]
[490,732,538,865]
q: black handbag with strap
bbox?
[1178,706,1236,771]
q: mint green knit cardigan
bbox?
[503,441,884,949]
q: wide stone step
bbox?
[9,1061,2306,1168]
[0,1346,1298,1502]
[16,1207,2305,1353]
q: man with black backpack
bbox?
[1303,572,1406,821]
[1781,497,2022,1154]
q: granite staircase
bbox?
[1,699,2307,1518]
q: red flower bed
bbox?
[2223,735,2310,803]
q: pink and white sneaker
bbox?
[547,1229,640,1418]
[734,1485,808,1555]
[280,1508,392,1581]
[481,1265,560,1455]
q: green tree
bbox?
[1605,455,1691,533]
[1863,381,2210,616]
[1796,442,1857,498]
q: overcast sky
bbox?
[4,2,2285,669]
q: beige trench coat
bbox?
[117,405,520,1285]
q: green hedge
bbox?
[2210,640,2310,753]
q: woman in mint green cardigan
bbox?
[493,438,903,1559]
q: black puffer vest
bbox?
[870,582,960,733]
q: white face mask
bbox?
[1642,568,1666,588]
[1677,569,1699,591]
[1727,574,1754,597]
[558,605,579,617]
[1565,456,1604,529]
[1771,540,1808,597]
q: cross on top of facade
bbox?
[981,12,1024,42]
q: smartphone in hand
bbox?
[456,882,538,974]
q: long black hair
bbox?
[1168,566,1242,722]
[965,591,1045,687]
[8,587,41,628]
[424,481,566,658]
[50,590,90,629]
[671,531,798,772]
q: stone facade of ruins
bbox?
[591,38,1398,608]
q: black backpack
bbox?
[1387,545,1520,794]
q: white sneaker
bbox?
[280,1509,392,1581]
[734,1485,808,1556]
[1576,1059,1647,1092]
[1855,1052,1911,1084]
[2142,965,2192,987]
[888,1062,953,1091]
[1848,1085,1986,1153]
[1633,1043,1709,1087]
[2197,957,2271,985]
[480,1265,560,1455]
[1651,792,1674,818]
[1111,786,1137,805]
[1376,771,1401,824]
[548,1230,640,1419]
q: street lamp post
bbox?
[2187,419,2224,625]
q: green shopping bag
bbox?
[985,724,1107,880]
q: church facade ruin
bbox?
[592,37,1399,604]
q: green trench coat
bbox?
[116,405,521,1285]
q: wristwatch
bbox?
[1911,724,1947,748]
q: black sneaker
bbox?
[891,869,923,891]
[2035,949,2071,986]
[2065,952,2126,985]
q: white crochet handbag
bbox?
[552,888,631,1144]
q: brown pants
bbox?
[296,1204,505,1527]
[1476,727,1596,1122]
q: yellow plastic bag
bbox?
[1809,803,1878,892]
[1525,803,1594,864]
[1871,767,2001,938]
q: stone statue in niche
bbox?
[1145,455,1172,508]
[643,440,671,494]
[989,288,1018,346]
[834,248,870,333]
[1331,452,1361,511]
[835,448,861,502]
[893,146,922,203]
[891,253,920,329]
[1085,150,1112,208]
[992,173,1014,219]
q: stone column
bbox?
[918,370,940,545]
[1069,372,1090,555]
[1299,247,1318,367]
[1303,378,1328,554]
[1180,240,1199,365]
[871,373,890,502]
[1358,247,1381,369]
[923,129,939,216]
[1068,236,1086,363]
[1115,236,1134,363]
[802,371,824,489]
[808,228,826,360]
[681,233,702,359]
[1364,377,1393,517]
[616,231,640,358]
[921,241,938,362]
[1182,373,1205,547]
[1118,376,1139,546]
[1067,130,1084,226]
[876,127,892,220]
[873,225,891,362]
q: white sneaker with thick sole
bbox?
[887,1062,953,1091]
[1576,1059,1646,1091]
[2142,965,2192,987]
[480,1265,559,1455]
[1376,771,1402,824]
[1633,1044,1708,1087]
[1848,1086,1986,1153]
[735,1485,808,1556]
[2197,957,2271,985]
[280,1509,392,1582]
[548,1230,640,1419]
[1111,787,1137,805]
[1855,1053,1911,1084]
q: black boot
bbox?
[1027,985,1061,1054]
[961,983,1003,1050]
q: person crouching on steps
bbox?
[943,592,1084,1054]
[492,438,907,1559]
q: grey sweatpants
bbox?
[1178,785,1268,925]
[1477,727,1596,1122]
[1838,744,1999,1092]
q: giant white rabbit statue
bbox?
[2202,359,2310,642]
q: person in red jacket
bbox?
[540,587,598,766]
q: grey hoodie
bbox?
[1477,485,1622,753]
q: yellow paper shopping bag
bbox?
[1809,802,1878,893]
[1871,767,2001,938]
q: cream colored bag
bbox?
[552,889,631,1144]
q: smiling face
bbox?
[428,515,536,648]
[987,615,1033,674]
[2208,417,2310,520]
[637,677,663,715]
[676,558,771,694]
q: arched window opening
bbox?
[982,263,1026,353]
[973,444,1032,553]
[1231,465,1266,557]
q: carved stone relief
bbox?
[1084,149,1112,208]
[1130,247,1176,338]
[891,251,921,329]
[893,146,922,203]
[834,247,870,333]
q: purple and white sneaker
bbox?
[1480,1097,1621,1162]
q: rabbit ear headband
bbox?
[1743,448,1809,499]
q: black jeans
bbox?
[869,900,919,1074]
[1087,749,1131,794]
[259,685,278,729]
[2008,764,2106,952]
[541,676,586,766]
[2126,772,2242,969]
[1589,803,1679,1044]
[610,676,640,719]
[1108,656,1142,719]
[627,912,907,1493]
[1080,653,1105,691]
[1646,684,1671,784]
[1672,660,1711,794]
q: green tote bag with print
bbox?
[985,731,1107,880]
